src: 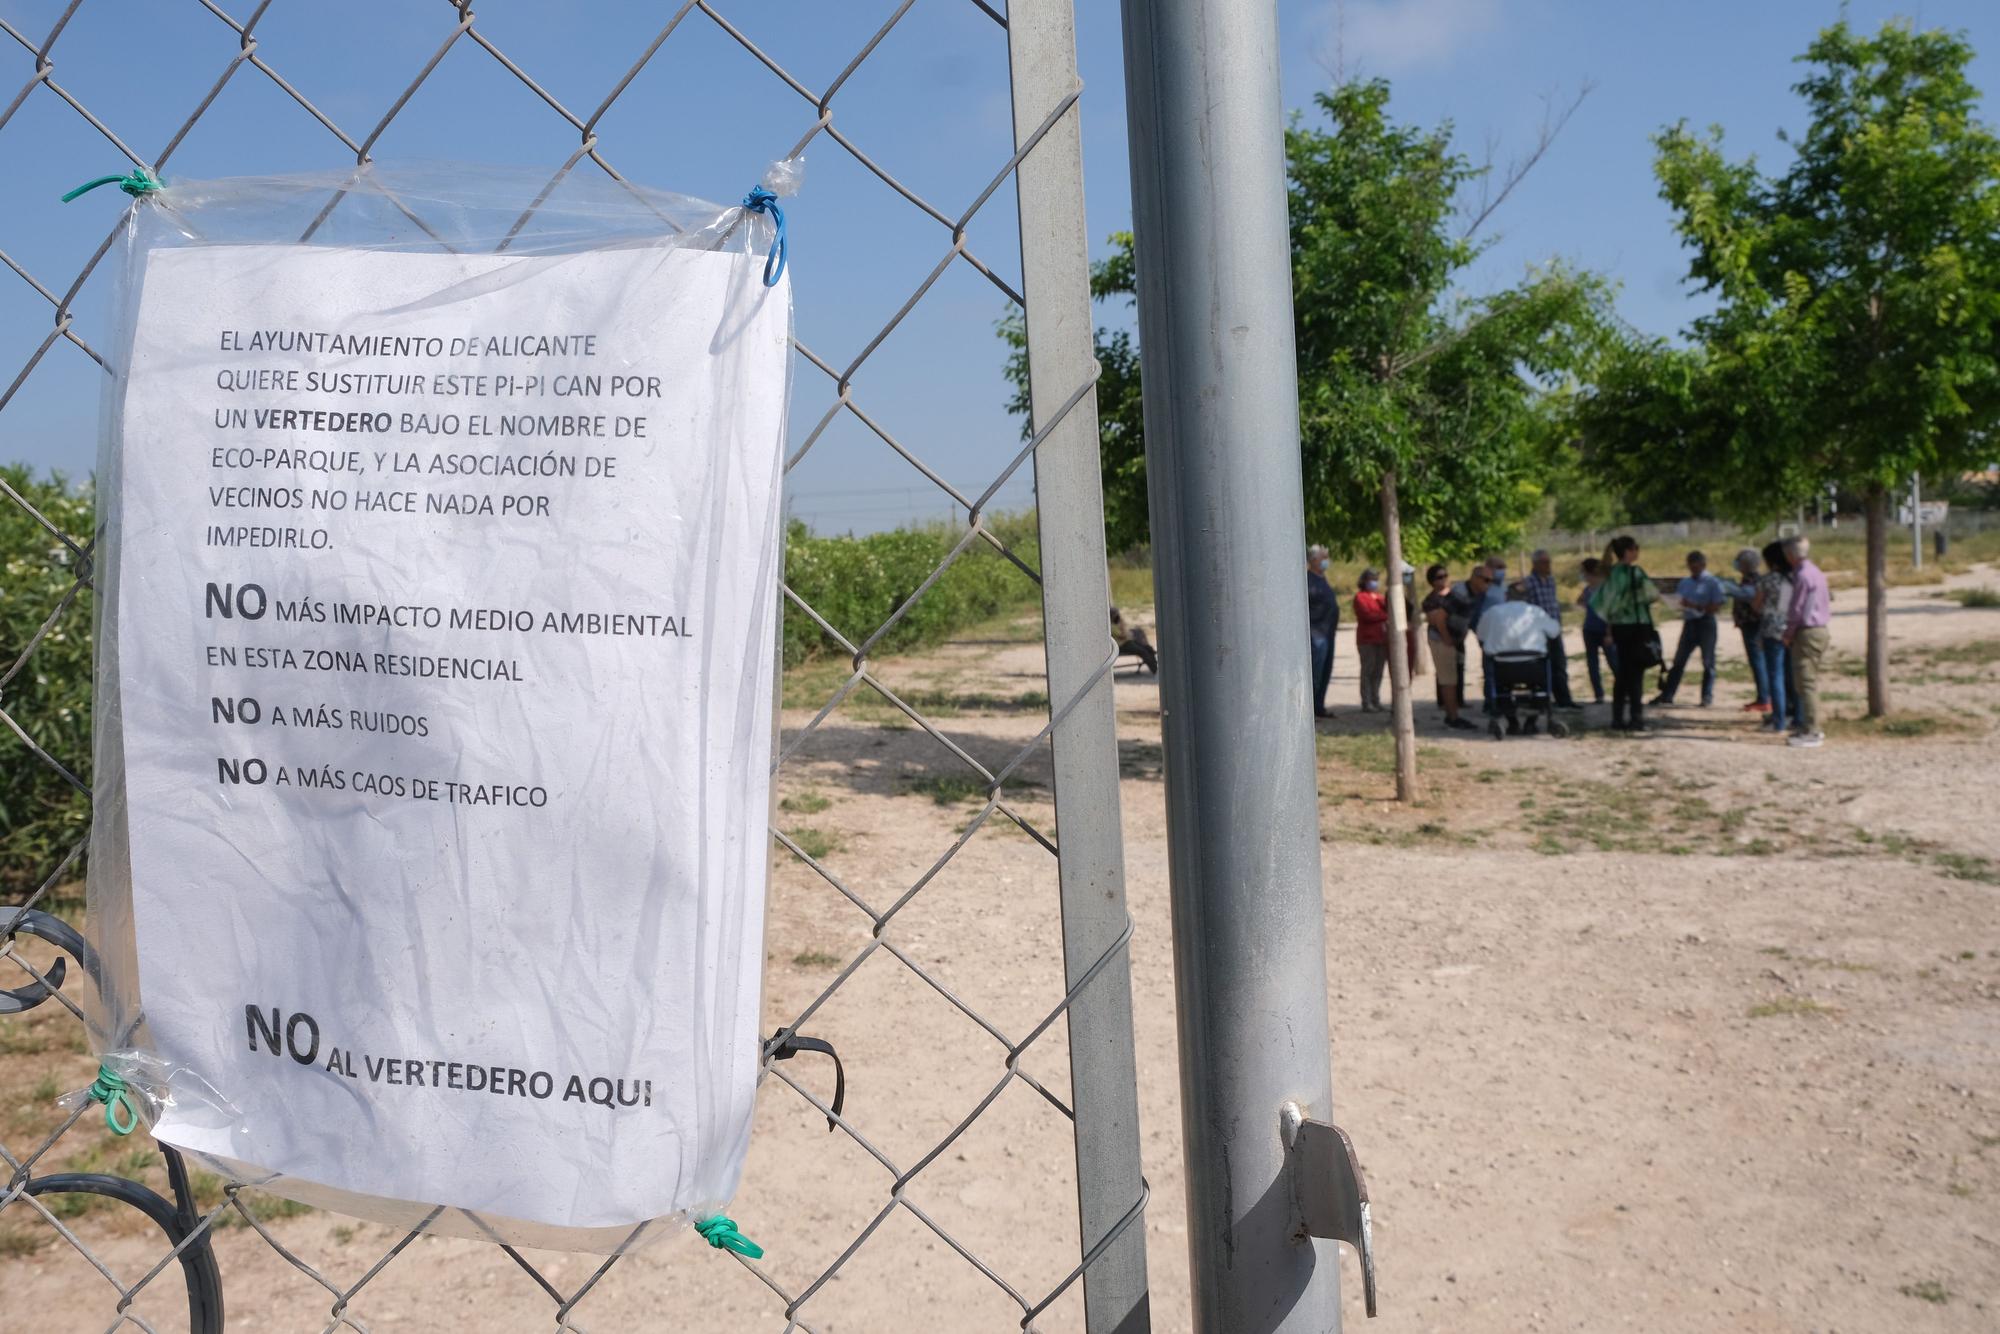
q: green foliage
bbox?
[781,514,1041,667]
[0,468,93,895]
[999,234,1149,553]
[1003,82,1612,561]
[1592,20,2000,525]
[1288,80,1615,560]
[1578,19,2000,715]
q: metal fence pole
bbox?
[1009,4,1153,1331]
[1117,0,1346,1331]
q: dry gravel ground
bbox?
[4,567,1999,1332]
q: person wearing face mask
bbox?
[1353,568,1390,711]
[1306,544,1338,720]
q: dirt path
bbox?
[4,569,1998,1331]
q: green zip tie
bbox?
[87,1064,139,1136]
[61,169,160,203]
[695,1215,763,1260]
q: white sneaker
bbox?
[1786,731,1824,749]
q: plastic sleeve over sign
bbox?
[85,163,795,1252]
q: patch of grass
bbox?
[791,948,843,970]
[784,827,841,860]
[1316,731,1396,775]
[1922,638,2000,668]
[1899,1280,1951,1305]
[1934,852,2000,885]
[780,657,857,710]
[1109,561,1154,609]
[30,1073,58,1102]
[1823,711,1967,740]
[1532,834,1569,856]
[0,1223,43,1258]
[1941,587,2000,609]
[1747,996,1838,1019]
[779,790,831,815]
[331,1223,357,1245]
[0,1019,49,1056]
[1670,795,1714,821]
[905,774,991,806]
[888,687,1050,716]
[1759,947,1879,973]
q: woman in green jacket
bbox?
[1594,535,1660,733]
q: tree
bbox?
[1597,19,2000,716]
[999,235,1148,554]
[1002,81,1610,799]
[1287,80,1612,797]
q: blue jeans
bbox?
[1759,638,1789,728]
[1311,634,1333,714]
[1739,624,1769,704]
[1658,614,1718,703]
[1546,635,1575,707]
[1583,622,1616,701]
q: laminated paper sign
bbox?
[94,237,789,1239]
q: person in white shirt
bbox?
[1476,582,1563,734]
[1476,583,1562,656]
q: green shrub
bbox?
[782,513,1042,666]
[0,478,1044,887]
[1,468,93,897]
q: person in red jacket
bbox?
[1353,568,1391,712]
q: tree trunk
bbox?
[1865,483,1890,718]
[1379,469,1419,802]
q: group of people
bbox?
[1600,535,1834,745]
[1306,534,1837,746]
[1306,546,1423,719]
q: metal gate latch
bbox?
[1282,1102,1377,1316]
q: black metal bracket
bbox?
[1282,1102,1377,1317]
[0,908,95,1014]
[4,908,223,1330]
[25,1146,225,1333]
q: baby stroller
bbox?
[1488,650,1568,740]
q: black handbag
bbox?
[1637,626,1665,669]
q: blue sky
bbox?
[1,0,1994,531]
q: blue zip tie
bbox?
[62,169,161,203]
[740,185,787,288]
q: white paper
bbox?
[103,242,788,1233]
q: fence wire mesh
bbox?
[0,1,1149,1329]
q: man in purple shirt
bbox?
[1781,536,1832,748]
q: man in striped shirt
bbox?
[1525,550,1578,709]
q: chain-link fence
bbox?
[0,2,1150,1329]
